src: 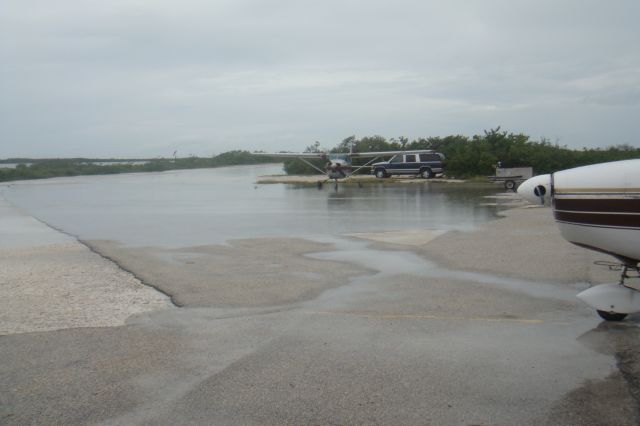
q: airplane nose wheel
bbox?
[596,310,628,321]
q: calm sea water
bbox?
[1,164,506,247]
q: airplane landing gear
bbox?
[316,179,340,191]
[577,261,640,321]
[596,310,628,321]
[316,178,363,191]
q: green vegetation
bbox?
[2,130,638,183]
[0,151,276,183]
[283,129,640,177]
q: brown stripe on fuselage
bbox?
[554,198,640,213]
[553,210,640,228]
[554,188,640,194]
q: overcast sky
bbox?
[1,0,639,158]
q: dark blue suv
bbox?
[371,151,445,179]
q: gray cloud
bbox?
[1,0,639,157]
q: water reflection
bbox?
[1,165,505,247]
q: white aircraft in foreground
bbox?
[518,159,640,321]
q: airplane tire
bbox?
[375,169,387,179]
[596,310,628,321]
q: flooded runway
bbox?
[1,165,504,246]
[1,166,639,425]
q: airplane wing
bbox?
[254,149,437,159]
[349,150,435,158]
[253,152,327,159]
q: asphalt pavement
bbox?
[2,206,639,425]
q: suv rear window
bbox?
[405,154,416,162]
[420,153,441,161]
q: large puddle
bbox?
[308,236,585,304]
[1,165,507,247]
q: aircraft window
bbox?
[405,154,416,162]
[390,155,402,163]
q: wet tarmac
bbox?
[2,172,640,425]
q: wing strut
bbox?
[351,157,383,175]
[299,157,327,175]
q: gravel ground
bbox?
[0,196,171,335]
[256,174,465,184]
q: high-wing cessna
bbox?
[255,146,442,188]
[518,159,640,321]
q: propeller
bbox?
[516,174,551,206]
[533,185,546,205]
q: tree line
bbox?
[2,130,638,183]
[0,151,275,182]
[283,128,640,177]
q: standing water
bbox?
[1,164,506,247]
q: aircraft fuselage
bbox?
[551,159,640,264]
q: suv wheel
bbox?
[375,169,387,179]
[420,168,434,179]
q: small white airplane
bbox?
[255,146,442,189]
[518,159,640,321]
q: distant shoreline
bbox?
[0,151,277,183]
